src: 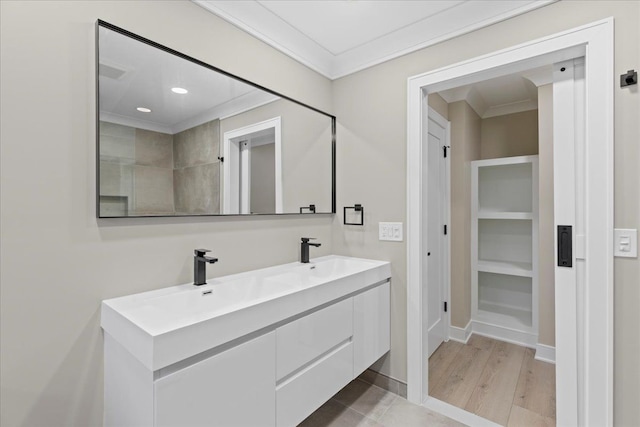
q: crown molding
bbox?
[194,0,558,80]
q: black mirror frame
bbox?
[95,19,336,218]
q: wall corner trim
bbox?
[448,322,472,344]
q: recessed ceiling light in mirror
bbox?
[136,107,152,113]
[171,87,188,94]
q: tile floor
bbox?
[299,335,556,427]
[299,378,465,427]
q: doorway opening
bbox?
[407,19,613,426]
[425,65,555,425]
[222,117,282,214]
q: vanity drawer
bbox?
[154,331,276,427]
[276,297,353,380]
[276,340,353,427]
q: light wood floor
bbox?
[429,335,556,426]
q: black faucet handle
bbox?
[195,248,211,257]
[301,237,317,243]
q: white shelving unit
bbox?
[471,155,538,346]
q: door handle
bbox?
[558,225,573,267]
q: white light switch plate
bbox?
[379,222,403,241]
[614,228,637,258]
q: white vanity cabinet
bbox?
[154,332,276,427]
[102,255,391,427]
[276,298,354,427]
[275,283,390,426]
[353,282,390,376]
[276,298,353,380]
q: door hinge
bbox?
[444,224,447,235]
[443,146,448,158]
[444,301,448,312]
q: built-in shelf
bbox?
[477,259,533,277]
[477,303,533,329]
[478,160,533,213]
[478,211,533,220]
[478,219,532,266]
[472,155,538,346]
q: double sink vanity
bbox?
[102,255,391,426]
[97,20,391,427]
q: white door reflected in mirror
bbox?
[223,117,282,214]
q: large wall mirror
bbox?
[96,20,335,218]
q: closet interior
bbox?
[427,68,556,426]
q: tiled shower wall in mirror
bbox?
[99,119,221,216]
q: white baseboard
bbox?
[471,320,537,348]
[534,343,556,364]
[423,397,502,427]
[451,321,554,363]
[448,321,472,343]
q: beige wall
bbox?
[250,143,276,214]
[0,2,333,426]
[448,101,481,328]
[480,110,539,160]
[332,2,639,425]
[428,93,449,120]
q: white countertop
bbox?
[101,255,391,371]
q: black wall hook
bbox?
[620,69,637,87]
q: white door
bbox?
[223,117,283,214]
[424,109,449,358]
[553,58,584,426]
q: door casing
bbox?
[222,116,282,214]
[406,18,613,425]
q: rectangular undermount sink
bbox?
[101,255,391,371]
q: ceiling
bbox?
[99,25,279,134]
[438,65,553,118]
[194,0,556,79]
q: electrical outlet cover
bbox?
[379,222,403,241]
[614,228,637,257]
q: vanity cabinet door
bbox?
[154,331,276,427]
[353,281,390,376]
[276,297,353,380]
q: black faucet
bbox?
[193,249,218,286]
[300,238,321,263]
